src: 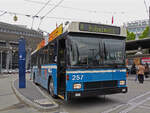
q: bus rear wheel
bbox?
[49,78,57,98]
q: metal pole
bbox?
[19,38,26,88]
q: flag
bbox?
[112,16,114,24]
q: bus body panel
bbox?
[112,69,127,87]
[51,68,57,95]
[66,68,126,92]
[33,64,58,95]
[32,66,41,84]
[41,67,48,89]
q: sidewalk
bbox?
[12,79,58,111]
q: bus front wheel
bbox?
[48,78,57,98]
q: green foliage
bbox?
[126,30,136,40]
[139,26,149,39]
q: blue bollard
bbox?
[19,38,26,88]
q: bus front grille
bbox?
[84,80,118,90]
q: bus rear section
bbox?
[65,68,127,100]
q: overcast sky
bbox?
[0,0,149,33]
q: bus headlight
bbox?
[120,80,125,85]
[73,83,81,89]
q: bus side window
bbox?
[48,43,55,63]
[43,46,48,64]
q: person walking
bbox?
[144,63,149,78]
[137,63,145,84]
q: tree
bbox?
[139,26,149,39]
[126,30,136,40]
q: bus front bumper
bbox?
[67,87,127,99]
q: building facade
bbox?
[126,19,149,39]
[0,22,43,73]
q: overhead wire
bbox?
[31,0,52,29]
[37,0,65,29]
[0,10,27,16]
[35,0,52,16]
[0,11,7,17]
[41,0,65,20]
[0,9,87,21]
[144,0,149,17]
[24,0,125,28]
[24,0,125,15]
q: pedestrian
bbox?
[137,63,145,84]
[134,64,138,81]
[135,72,138,81]
[131,63,136,74]
[144,63,149,78]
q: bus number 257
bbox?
[72,75,84,80]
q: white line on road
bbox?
[102,91,150,113]
[128,91,150,103]
[139,105,150,110]
[119,97,150,113]
[101,104,126,113]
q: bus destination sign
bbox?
[79,22,120,35]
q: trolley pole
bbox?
[18,38,26,88]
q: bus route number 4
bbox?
[72,75,84,80]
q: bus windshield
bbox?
[68,35,125,66]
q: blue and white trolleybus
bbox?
[31,22,127,101]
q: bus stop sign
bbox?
[19,38,26,88]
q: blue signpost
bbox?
[19,38,26,88]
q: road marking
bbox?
[0,93,13,96]
[128,91,150,103]
[139,105,150,110]
[102,91,150,113]
[101,104,125,113]
[119,97,150,113]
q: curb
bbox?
[11,79,59,111]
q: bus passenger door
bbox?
[57,39,66,96]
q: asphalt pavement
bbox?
[52,75,150,113]
[1,74,150,113]
[0,74,41,113]
[12,79,58,110]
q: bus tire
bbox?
[48,77,57,98]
